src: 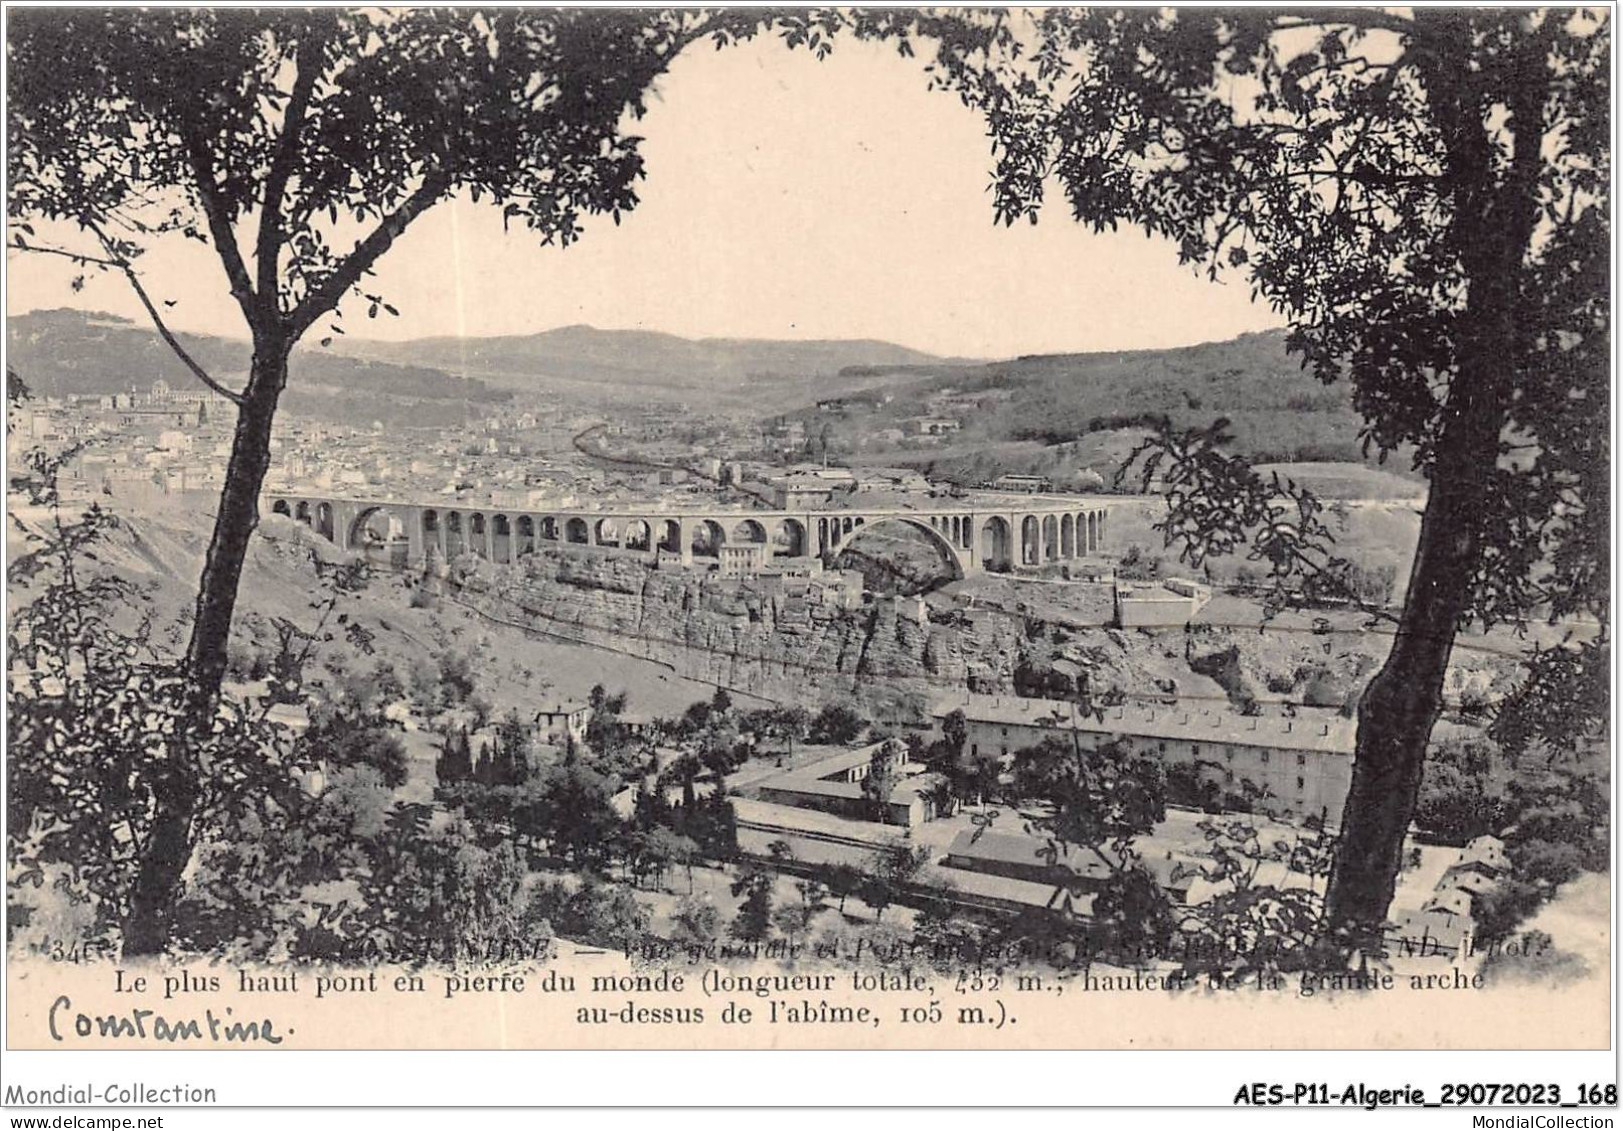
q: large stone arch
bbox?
[516,515,536,557]
[445,511,465,556]
[469,512,489,558]
[838,516,965,582]
[1061,513,1076,558]
[595,517,620,547]
[1042,514,1059,562]
[980,515,1013,572]
[422,509,441,553]
[271,499,292,518]
[294,500,312,525]
[624,519,652,551]
[347,505,399,550]
[315,501,335,543]
[565,517,590,544]
[539,515,560,542]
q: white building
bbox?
[930,693,1357,827]
[991,473,1052,494]
[719,543,768,579]
[534,701,591,748]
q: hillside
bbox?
[4,494,755,720]
[816,330,1422,483]
[11,308,1418,475]
[9,308,975,413]
[330,323,971,405]
[7,309,511,421]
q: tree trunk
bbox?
[121,335,291,956]
[1323,254,1528,936]
[1321,467,1482,936]
[1324,25,1549,942]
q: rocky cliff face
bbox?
[430,547,1424,717]
[435,548,1034,709]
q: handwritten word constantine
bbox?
[48,996,286,1044]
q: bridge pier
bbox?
[333,502,361,553]
[429,511,446,561]
[404,506,426,563]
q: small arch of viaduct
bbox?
[264,492,1111,576]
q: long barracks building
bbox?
[929,693,1356,828]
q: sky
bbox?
[7,35,1284,360]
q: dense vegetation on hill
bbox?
[828,330,1410,476]
[954,331,1358,456]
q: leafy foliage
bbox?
[728,865,775,942]
[324,805,526,964]
[9,7,866,953]
[1172,816,1339,980]
[808,702,867,745]
[1009,736,1167,877]
[928,6,1608,932]
[524,877,648,953]
[1489,637,1610,764]
[7,448,312,952]
[301,694,407,790]
[434,727,475,789]
[861,741,903,822]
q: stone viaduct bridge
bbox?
[262,490,1113,578]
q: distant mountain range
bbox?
[329,323,971,403]
[8,309,971,411]
[8,306,1406,475]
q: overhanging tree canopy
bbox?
[6,6,779,954]
[7,4,1011,956]
[943,6,1609,938]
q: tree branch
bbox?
[5,240,123,271]
[680,11,744,51]
[181,126,259,326]
[1270,8,1421,39]
[288,171,451,339]
[82,221,246,406]
[256,28,327,319]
